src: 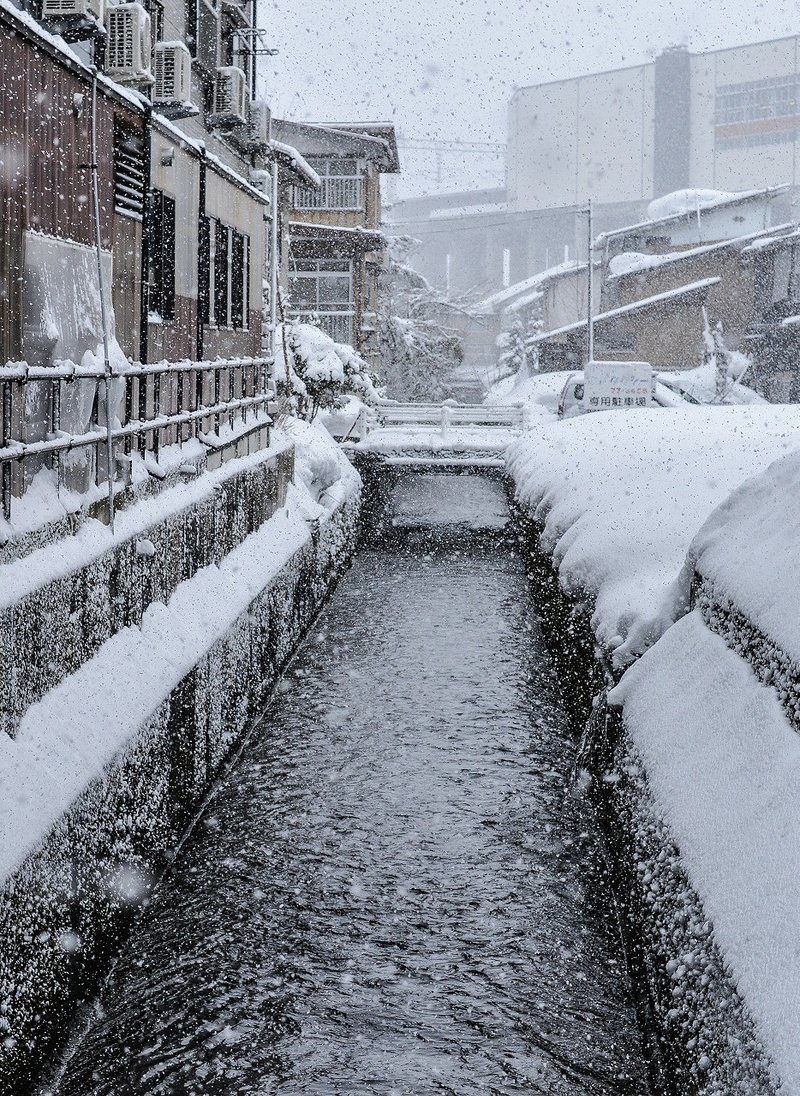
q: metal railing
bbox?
[375,404,526,430]
[0,356,274,524]
[290,311,355,344]
[293,176,365,211]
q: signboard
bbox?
[583,361,653,411]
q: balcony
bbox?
[293,176,364,212]
[291,311,355,344]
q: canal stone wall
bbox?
[511,497,777,1096]
[0,444,294,740]
[0,447,361,1096]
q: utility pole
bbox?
[586,198,594,366]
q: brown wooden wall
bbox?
[1,17,144,362]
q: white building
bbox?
[508,37,800,214]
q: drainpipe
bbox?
[89,68,115,530]
[269,159,279,366]
[139,101,153,367]
[197,146,207,362]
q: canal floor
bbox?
[52,474,650,1095]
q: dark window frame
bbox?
[147,189,176,323]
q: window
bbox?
[288,258,354,342]
[214,222,229,326]
[147,189,175,322]
[715,74,800,149]
[230,230,245,329]
[293,158,365,210]
[202,217,250,329]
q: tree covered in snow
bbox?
[495,312,543,384]
[274,321,381,421]
[374,236,465,402]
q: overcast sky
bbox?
[260,0,800,196]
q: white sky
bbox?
[259,0,800,196]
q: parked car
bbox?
[557,370,691,418]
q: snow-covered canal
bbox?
[53,475,649,1095]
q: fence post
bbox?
[1,379,11,522]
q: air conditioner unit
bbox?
[248,99,271,148]
[41,0,103,30]
[209,66,248,128]
[104,3,153,84]
[153,42,193,112]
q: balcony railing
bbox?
[291,311,355,344]
[293,176,365,211]
[0,357,273,525]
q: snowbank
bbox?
[658,358,764,405]
[0,419,358,883]
[686,447,800,663]
[484,370,567,417]
[610,610,800,1092]
[506,405,800,665]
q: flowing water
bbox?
[52,473,650,1096]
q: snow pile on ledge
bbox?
[0,419,358,883]
[358,425,518,457]
[645,188,743,221]
[506,405,800,665]
[610,610,800,1092]
[686,447,800,661]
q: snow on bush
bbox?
[274,321,381,420]
[506,405,800,666]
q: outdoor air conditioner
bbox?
[41,0,103,29]
[153,42,194,113]
[247,99,271,148]
[209,66,248,128]
[104,3,153,84]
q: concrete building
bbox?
[393,35,800,305]
[508,37,800,212]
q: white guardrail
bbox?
[375,404,525,430]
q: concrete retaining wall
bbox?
[0,456,360,1096]
[512,498,775,1096]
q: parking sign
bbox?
[583,361,653,410]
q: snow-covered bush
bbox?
[274,321,381,421]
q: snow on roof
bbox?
[741,224,800,254]
[270,139,321,188]
[504,288,545,315]
[429,203,507,220]
[533,277,720,343]
[474,260,586,315]
[0,0,146,112]
[607,223,797,279]
[272,118,399,171]
[596,185,790,246]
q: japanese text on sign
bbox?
[583,361,653,410]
